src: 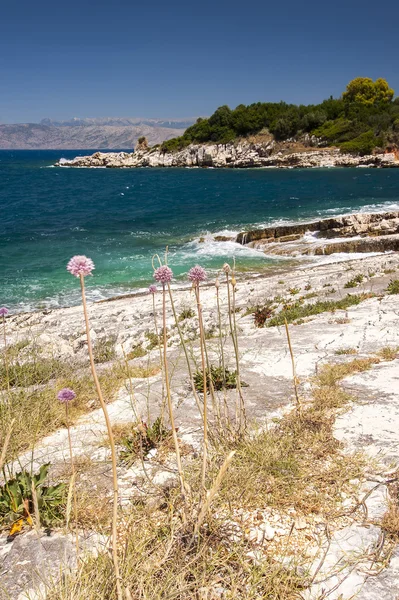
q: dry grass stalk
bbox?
[79,274,122,600]
[284,318,302,415]
[194,450,235,535]
[31,479,41,530]
[0,418,14,472]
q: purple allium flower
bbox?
[67,255,95,278]
[148,284,158,294]
[188,265,207,284]
[153,265,173,285]
[57,388,76,404]
[0,307,9,317]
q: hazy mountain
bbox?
[0,117,196,149]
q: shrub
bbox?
[387,279,399,294]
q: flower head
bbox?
[57,388,76,404]
[188,265,207,284]
[222,263,231,274]
[215,278,220,290]
[148,284,158,294]
[67,255,95,278]
[0,307,9,317]
[153,265,173,285]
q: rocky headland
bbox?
[56,141,399,169]
[234,211,399,256]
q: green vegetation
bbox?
[118,418,172,466]
[344,274,365,288]
[161,77,398,155]
[266,293,372,327]
[194,365,245,392]
[387,279,399,294]
[0,464,65,527]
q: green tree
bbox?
[343,77,394,106]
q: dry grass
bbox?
[377,346,399,361]
[381,501,399,540]
[0,345,158,464]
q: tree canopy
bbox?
[161,78,398,155]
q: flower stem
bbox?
[65,403,79,557]
[79,275,122,600]
[194,285,208,492]
[162,284,187,519]
[152,294,166,424]
[2,316,9,392]
[167,283,203,419]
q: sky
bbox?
[1,0,398,123]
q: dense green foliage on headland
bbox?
[161,78,399,155]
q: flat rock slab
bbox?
[0,531,105,600]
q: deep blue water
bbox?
[1,150,399,312]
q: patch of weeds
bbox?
[387,279,399,295]
[327,287,337,294]
[178,307,195,321]
[323,283,332,288]
[344,274,364,288]
[278,280,285,284]
[145,330,163,350]
[377,346,399,361]
[0,357,69,390]
[289,287,301,296]
[304,283,312,291]
[118,417,172,466]
[267,293,373,327]
[333,317,351,324]
[302,292,318,300]
[126,344,146,359]
[384,268,396,275]
[194,365,247,392]
[93,336,117,364]
[0,463,65,528]
[368,270,376,278]
[253,300,275,327]
[2,339,30,359]
[334,348,358,356]
[316,357,379,387]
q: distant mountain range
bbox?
[0,117,196,149]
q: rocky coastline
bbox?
[235,211,399,256]
[56,141,399,169]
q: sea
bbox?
[1,149,399,313]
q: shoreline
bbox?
[55,143,399,169]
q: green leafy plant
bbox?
[0,463,65,526]
[387,279,399,294]
[344,274,364,288]
[178,307,195,321]
[253,301,276,327]
[119,417,172,466]
[194,365,247,392]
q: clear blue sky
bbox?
[1,0,398,123]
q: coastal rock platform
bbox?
[56,142,399,169]
[2,252,399,598]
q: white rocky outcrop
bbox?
[56,143,399,169]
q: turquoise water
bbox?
[1,150,399,312]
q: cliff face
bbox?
[235,211,399,256]
[56,141,399,168]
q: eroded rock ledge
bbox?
[235,211,399,256]
[56,143,399,169]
